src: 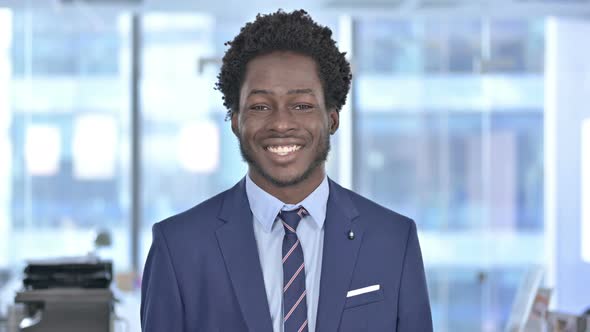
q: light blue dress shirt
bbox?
[246,175,328,332]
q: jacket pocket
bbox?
[343,287,384,309]
[338,288,385,332]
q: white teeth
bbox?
[266,145,301,156]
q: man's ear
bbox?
[231,112,239,136]
[329,109,340,134]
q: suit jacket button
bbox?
[348,230,355,240]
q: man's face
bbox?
[232,51,339,190]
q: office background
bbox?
[0,0,589,331]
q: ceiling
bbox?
[0,0,589,18]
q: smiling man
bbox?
[141,9,432,332]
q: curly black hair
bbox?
[215,9,352,120]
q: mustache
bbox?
[261,133,305,139]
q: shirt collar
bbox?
[245,175,329,233]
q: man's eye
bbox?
[294,104,313,111]
[250,105,269,111]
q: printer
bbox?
[12,256,115,332]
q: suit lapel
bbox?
[215,179,273,332]
[316,179,364,332]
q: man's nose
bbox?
[268,106,297,133]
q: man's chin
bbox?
[258,170,309,188]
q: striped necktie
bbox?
[279,206,309,332]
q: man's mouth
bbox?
[265,145,302,156]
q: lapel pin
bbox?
[347,230,355,240]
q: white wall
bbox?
[545,17,590,313]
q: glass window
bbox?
[354,18,545,331]
[356,20,422,74]
[10,11,121,76]
[423,19,482,73]
[489,19,545,73]
[1,8,131,272]
[428,267,525,332]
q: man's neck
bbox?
[248,169,326,204]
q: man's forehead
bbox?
[245,51,318,71]
[241,55,321,92]
[247,88,316,97]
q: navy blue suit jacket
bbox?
[141,178,432,331]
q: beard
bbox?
[237,133,331,188]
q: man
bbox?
[141,9,432,332]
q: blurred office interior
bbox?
[0,0,589,331]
